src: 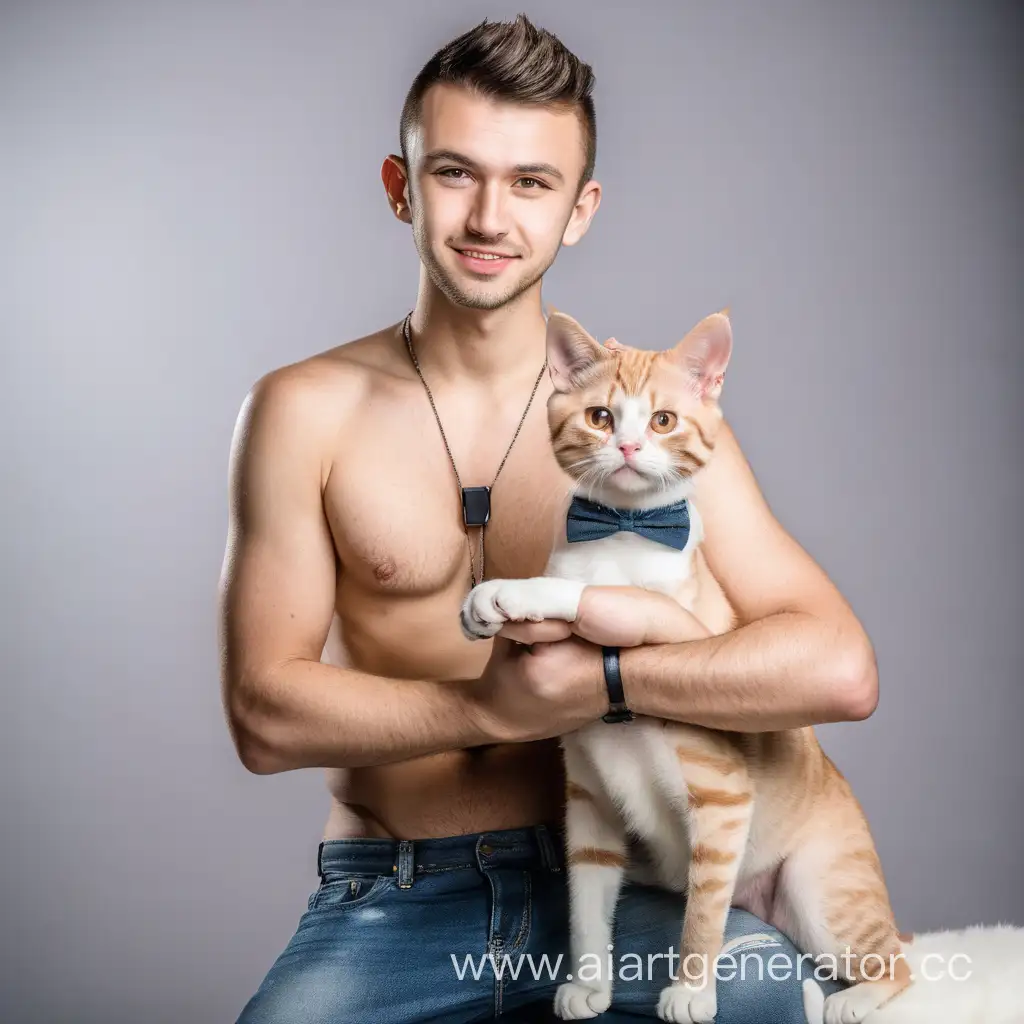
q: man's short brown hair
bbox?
[400,14,597,193]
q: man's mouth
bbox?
[455,248,517,260]
[452,247,519,275]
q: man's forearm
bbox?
[226,659,491,773]
[620,610,877,731]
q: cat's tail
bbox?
[801,979,825,1024]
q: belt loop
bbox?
[316,840,326,880]
[535,824,561,873]
[396,840,415,889]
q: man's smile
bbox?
[452,245,520,274]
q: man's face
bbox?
[400,83,596,311]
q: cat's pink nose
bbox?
[619,442,641,459]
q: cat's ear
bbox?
[546,308,609,393]
[666,310,732,400]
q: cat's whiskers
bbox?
[562,455,596,476]
[655,464,684,494]
[563,458,602,496]
[573,464,606,503]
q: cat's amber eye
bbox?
[585,406,614,430]
[649,411,678,434]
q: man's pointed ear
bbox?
[381,155,411,223]
[665,311,733,400]
[546,309,609,392]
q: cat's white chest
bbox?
[544,501,704,594]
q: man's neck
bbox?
[407,282,548,386]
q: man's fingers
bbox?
[498,620,573,644]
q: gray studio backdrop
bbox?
[2,1,1021,1022]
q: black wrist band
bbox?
[601,646,634,723]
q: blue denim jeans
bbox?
[237,823,838,1022]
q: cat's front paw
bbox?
[459,578,584,641]
[657,982,717,1023]
[554,980,612,1019]
[459,580,523,640]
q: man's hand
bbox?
[467,635,605,744]
[497,585,712,647]
[499,619,574,644]
[572,586,713,646]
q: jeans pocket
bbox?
[307,873,394,913]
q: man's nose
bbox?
[618,442,642,458]
[466,183,508,240]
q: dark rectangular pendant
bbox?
[462,486,491,527]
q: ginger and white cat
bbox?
[460,310,911,1024]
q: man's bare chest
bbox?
[323,412,571,596]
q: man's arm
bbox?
[218,368,492,774]
[218,367,604,773]
[615,418,878,731]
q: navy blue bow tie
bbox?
[565,496,691,550]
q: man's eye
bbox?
[517,177,545,189]
[437,168,469,180]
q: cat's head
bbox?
[545,309,732,507]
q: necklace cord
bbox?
[402,312,547,589]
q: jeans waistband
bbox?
[317,822,565,888]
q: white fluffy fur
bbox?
[802,924,1024,1023]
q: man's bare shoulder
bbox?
[232,323,406,485]
[243,323,405,429]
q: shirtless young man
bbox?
[220,16,876,1024]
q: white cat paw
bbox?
[554,980,612,1019]
[460,581,507,639]
[459,578,583,640]
[657,982,717,1023]
[823,984,892,1024]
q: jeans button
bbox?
[480,843,494,856]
